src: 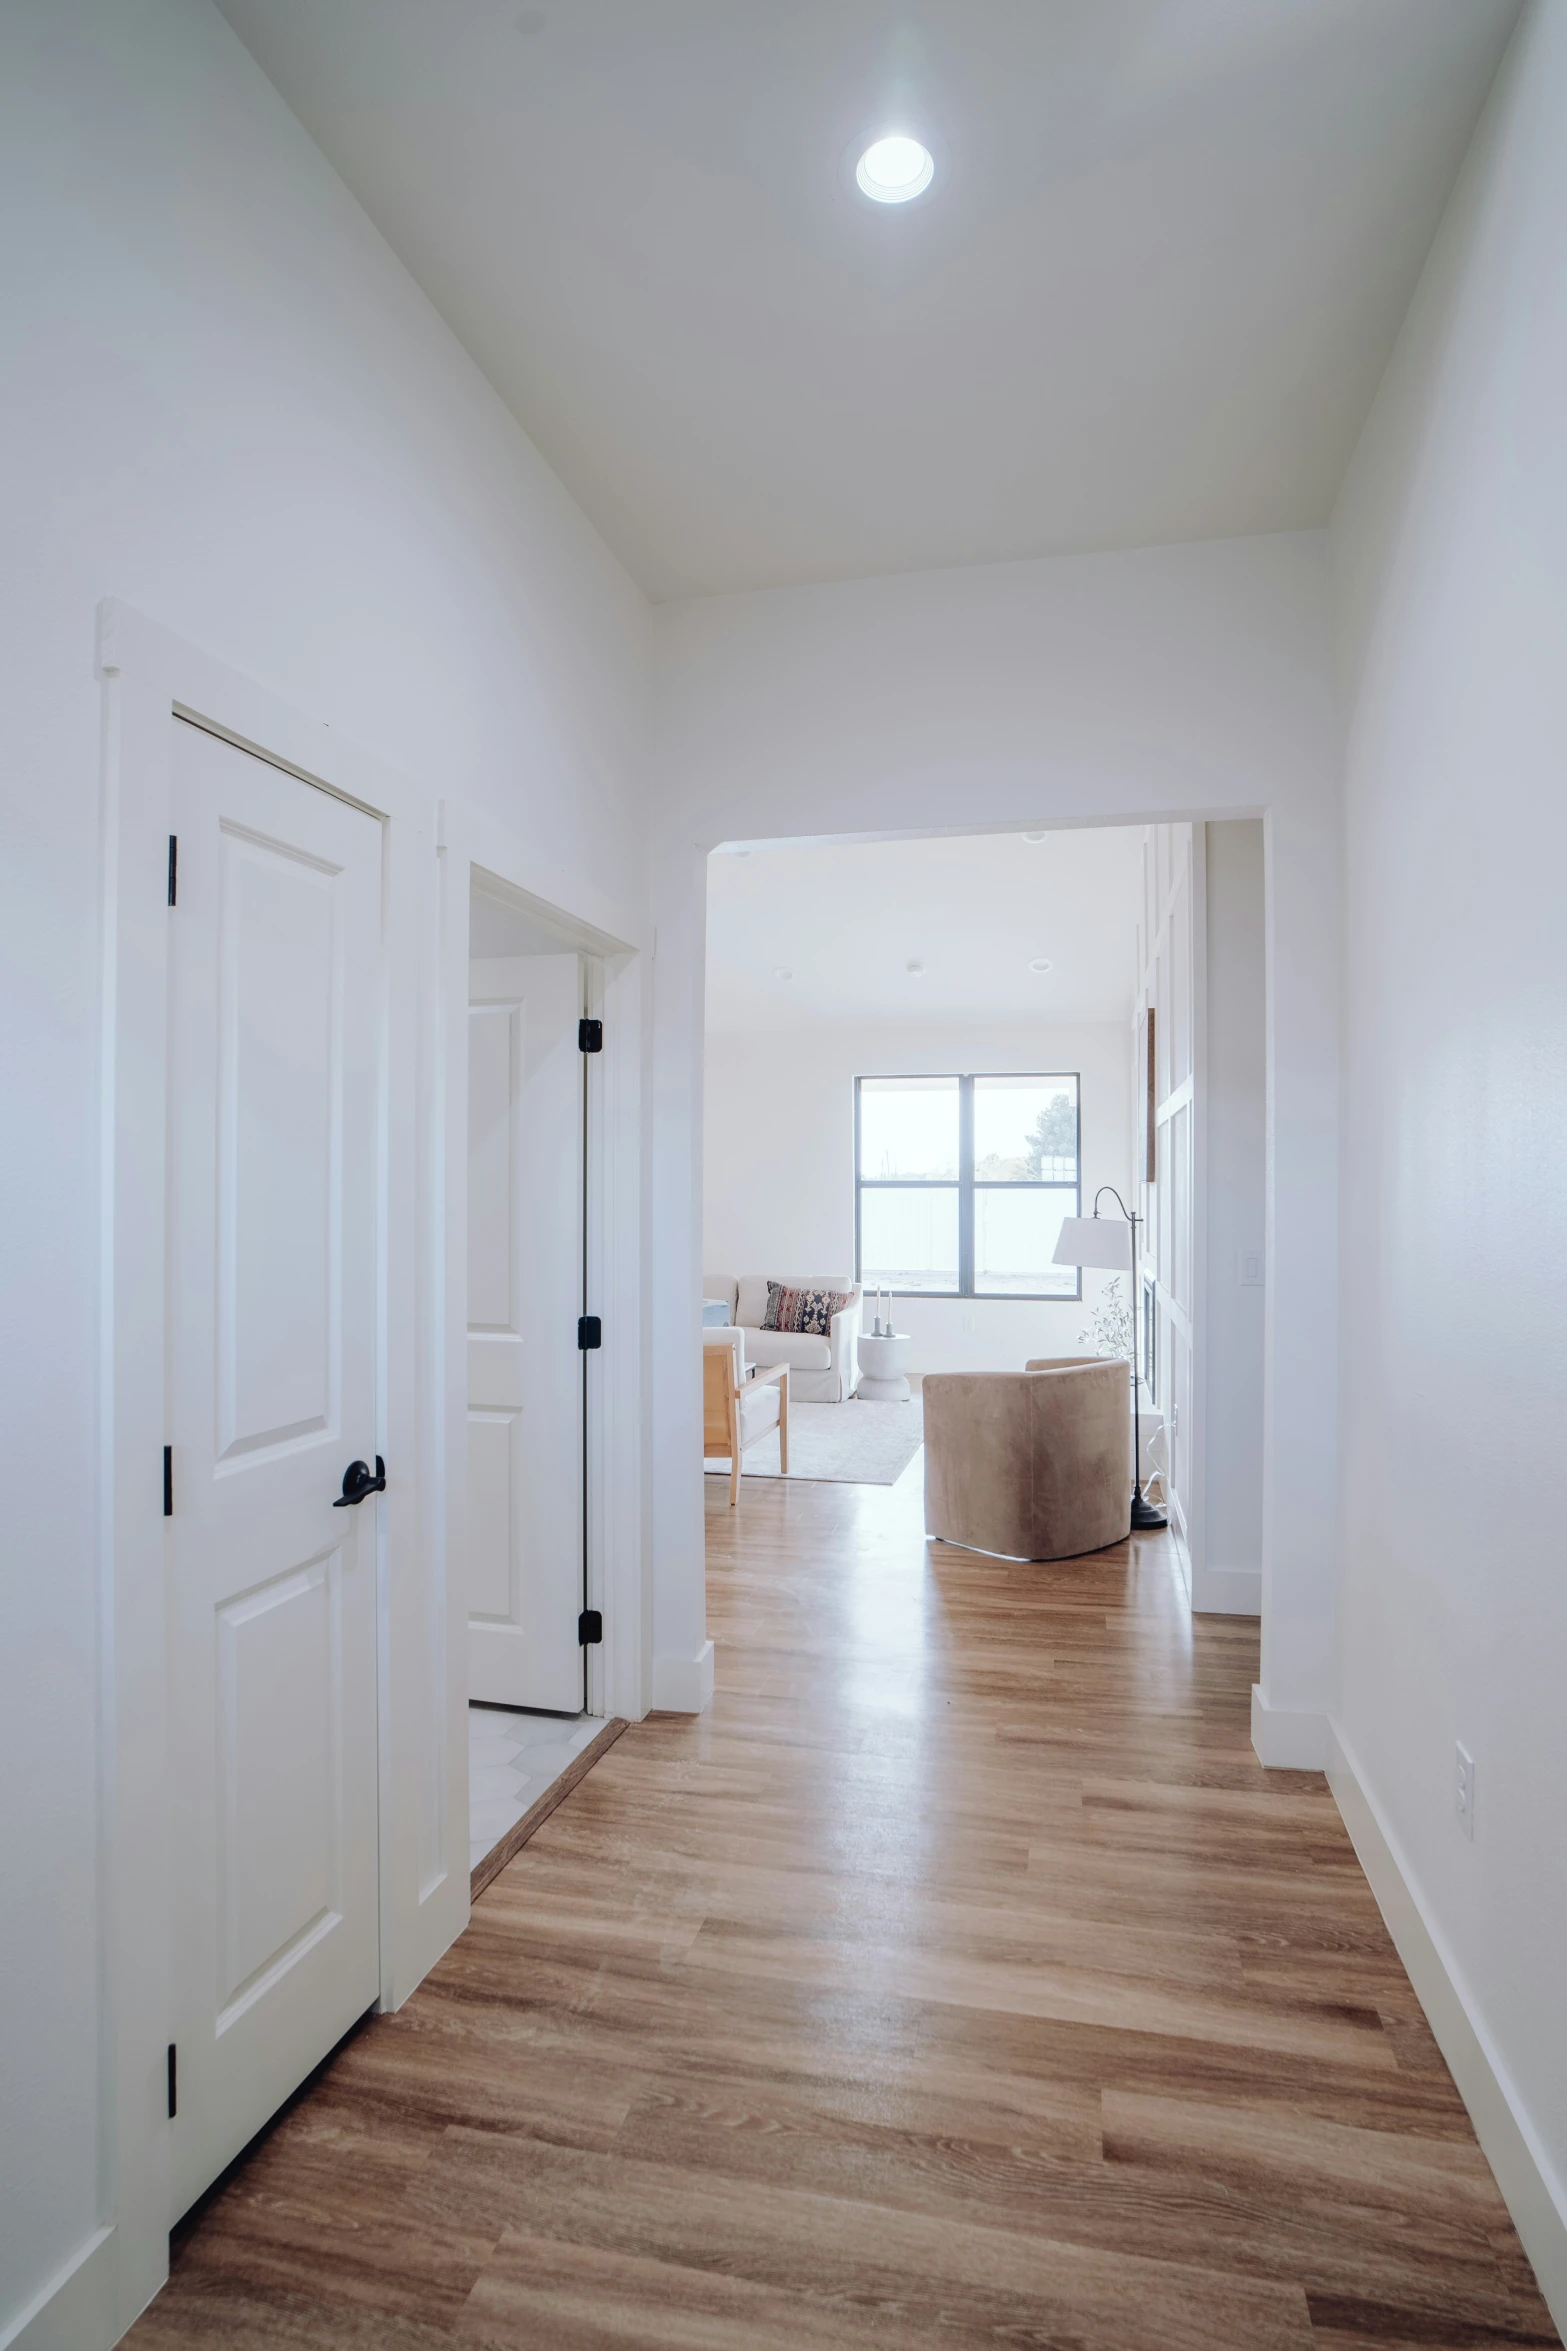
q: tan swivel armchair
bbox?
[922,1357,1132,1560]
[703,1327,789,1507]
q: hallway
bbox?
[127,1471,1555,2348]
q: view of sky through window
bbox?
[858,1076,958,1179]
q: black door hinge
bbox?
[163,1445,173,1518]
[578,1017,602,1053]
[167,2043,177,2119]
[577,1315,601,1350]
[578,1609,602,1646]
[167,835,178,907]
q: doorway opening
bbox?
[700,817,1266,1619]
[463,874,611,1883]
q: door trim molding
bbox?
[0,2226,116,2351]
[92,598,462,2342]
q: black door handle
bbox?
[334,1455,386,1507]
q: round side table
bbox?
[856,1332,912,1402]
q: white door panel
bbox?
[167,718,382,2219]
[467,954,583,1711]
[217,829,340,1455]
[215,1547,343,2018]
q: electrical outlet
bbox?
[1455,1743,1475,1839]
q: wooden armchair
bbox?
[703,1328,789,1507]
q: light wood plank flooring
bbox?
[126,1467,1558,2348]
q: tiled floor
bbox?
[467,1704,604,1875]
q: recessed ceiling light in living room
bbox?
[772,966,792,981]
[905,959,925,976]
[1028,957,1053,973]
[1023,831,1048,843]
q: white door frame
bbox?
[451,814,647,1731]
[90,600,457,2343]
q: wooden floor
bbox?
[127,1469,1558,2349]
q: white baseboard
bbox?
[1328,1724,1567,2338]
[1,2227,120,2351]
[1190,1563,1261,1616]
[1250,1684,1329,1769]
[650,1639,714,1714]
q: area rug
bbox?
[706,1396,923,1487]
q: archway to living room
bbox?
[698,815,1267,1638]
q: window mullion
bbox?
[958,1075,975,1296]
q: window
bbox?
[854,1074,1081,1300]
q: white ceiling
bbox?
[216,0,1517,602]
[705,825,1146,1032]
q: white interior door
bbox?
[166,718,383,2219]
[467,954,584,1711]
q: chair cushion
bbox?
[736,1381,781,1446]
[762,1280,855,1335]
[737,1327,830,1371]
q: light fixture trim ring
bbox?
[855,132,936,205]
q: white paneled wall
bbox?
[1132,820,1267,1615]
[1134,824,1202,1567]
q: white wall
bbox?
[1329,0,1567,2319]
[650,531,1341,1732]
[703,1022,1130,1374]
[0,1,647,2336]
[1202,821,1266,1606]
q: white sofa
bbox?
[703,1274,862,1403]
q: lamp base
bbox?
[1130,1488,1168,1532]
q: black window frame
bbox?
[853,1072,1083,1303]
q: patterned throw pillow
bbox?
[762,1281,855,1336]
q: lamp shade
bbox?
[1052,1215,1132,1273]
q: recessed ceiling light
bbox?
[1028,957,1054,974]
[772,966,792,981]
[1023,831,1048,843]
[856,135,934,205]
[906,959,926,976]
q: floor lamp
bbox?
[1051,1188,1168,1532]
